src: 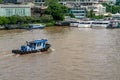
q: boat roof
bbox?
[29,39,48,44]
[29,24,44,26]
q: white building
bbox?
[0,4,31,17]
[93,4,106,15]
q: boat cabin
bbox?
[21,39,48,52]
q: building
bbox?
[0,4,31,16]
[59,0,106,18]
[34,0,45,6]
[3,0,34,3]
[116,0,120,5]
[93,4,106,15]
[70,7,86,18]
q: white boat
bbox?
[70,22,79,27]
[91,21,110,28]
[78,21,92,28]
[29,24,45,29]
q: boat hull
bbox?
[78,24,91,28]
[12,44,51,55]
[29,24,45,29]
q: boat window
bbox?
[29,43,36,47]
[37,42,41,46]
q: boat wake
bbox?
[0,48,55,59]
[50,48,55,51]
[0,52,14,59]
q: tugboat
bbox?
[12,39,51,55]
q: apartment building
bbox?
[70,7,86,18]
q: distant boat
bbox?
[91,21,110,28]
[29,24,45,29]
[78,21,92,28]
[107,20,119,28]
[12,39,51,55]
[70,21,79,27]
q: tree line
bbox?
[102,3,120,14]
[0,15,35,25]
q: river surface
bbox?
[0,27,120,80]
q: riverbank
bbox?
[0,21,56,30]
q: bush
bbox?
[39,15,53,23]
[0,17,10,25]
[19,24,29,29]
[93,15,105,19]
[45,21,55,27]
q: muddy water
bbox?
[0,27,120,80]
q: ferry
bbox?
[12,39,51,55]
[91,21,110,28]
[29,24,45,29]
[78,21,92,28]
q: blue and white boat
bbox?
[12,39,51,54]
[29,24,45,29]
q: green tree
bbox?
[40,15,53,23]
[69,13,75,18]
[86,9,95,18]
[0,0,3,3]
[102,3,120,14]
[46,0,68,21]
[0,18,3,25]
[25,16,35,23]
[21,16,27,23]
[15,16,26,24]
[9,16,18,24]
[1,17,10,24]
[93,15,105,19]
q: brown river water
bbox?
[0,27,120,80]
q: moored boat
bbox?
[107,20,119,28]
[91,21,110,28]
[12,39,51,55]
[29,24,45,29]
[78,21,92,28]
[70,21,79,27]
